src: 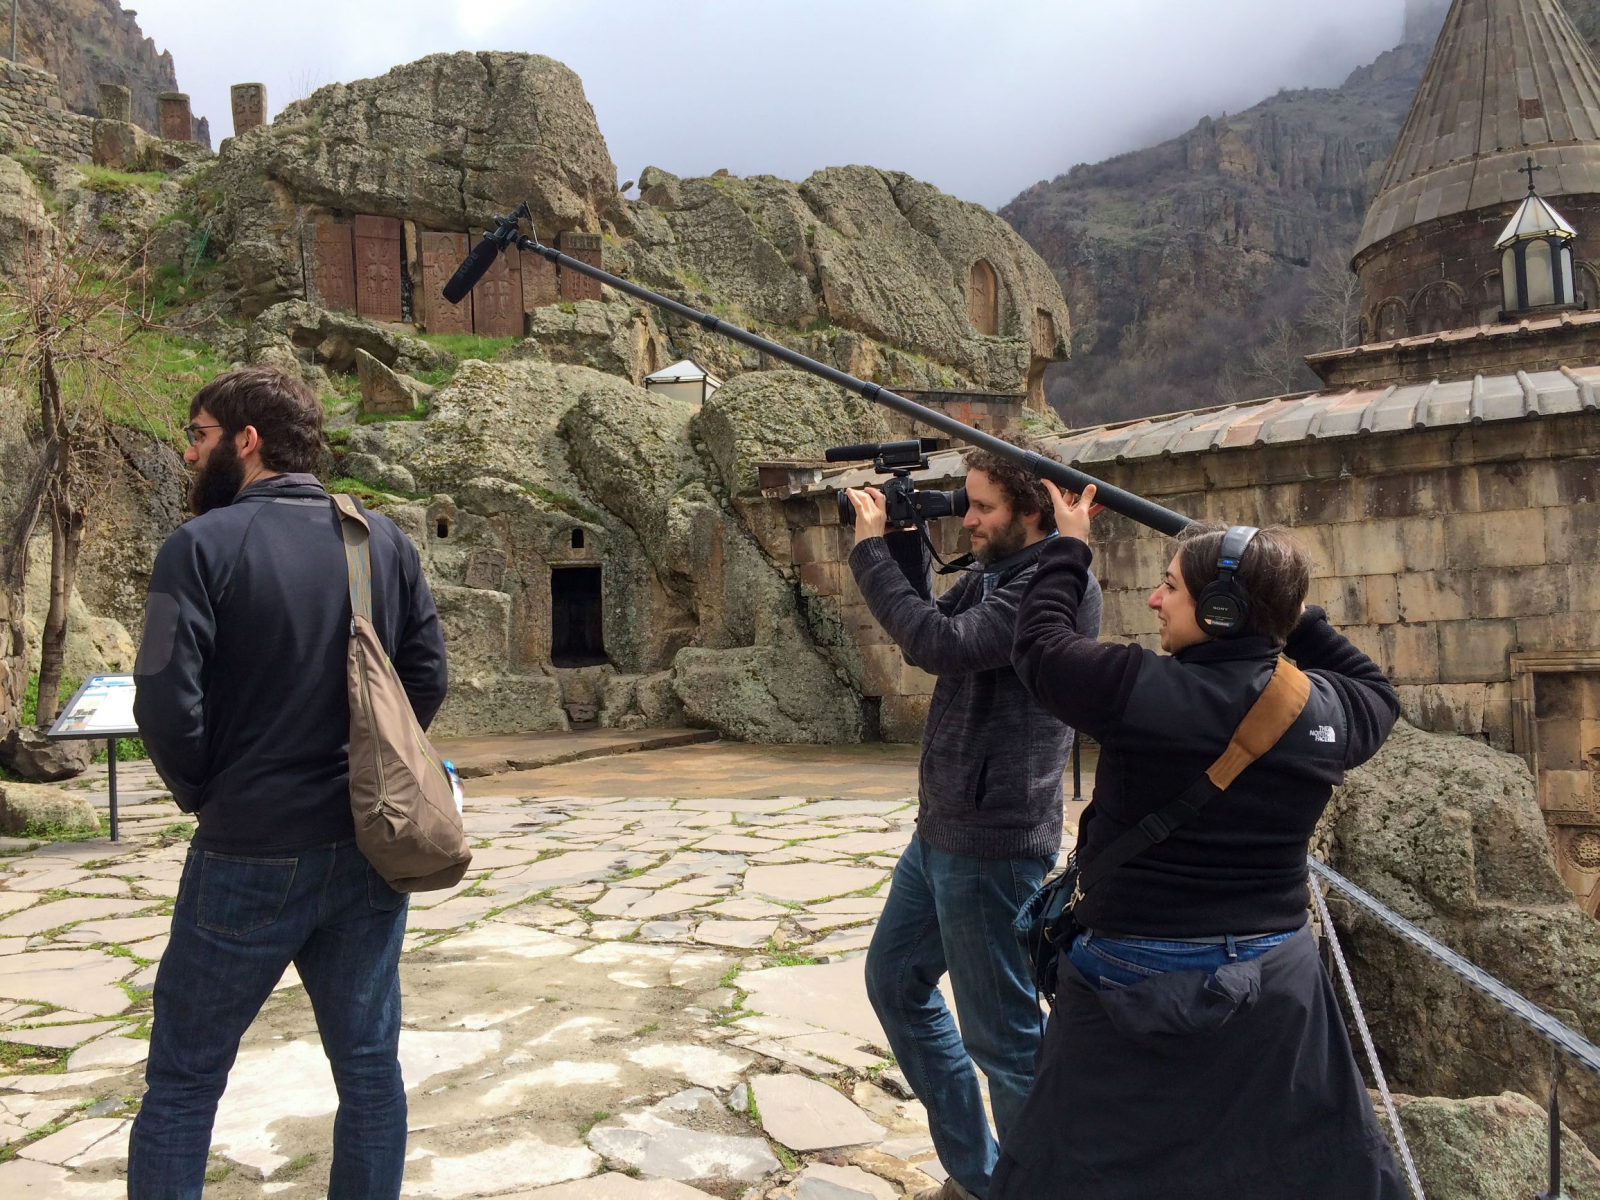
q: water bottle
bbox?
[442,759,465,814]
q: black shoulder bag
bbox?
[1014,656,1312,1006]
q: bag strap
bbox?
[330,494,373,625]
[1076,656,1312,896]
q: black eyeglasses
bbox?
[183,423,222,445]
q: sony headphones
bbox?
[1195,525,1260,638]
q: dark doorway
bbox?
[551,566,606,666]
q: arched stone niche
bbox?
[967,259,999,336]
[1374,297,1409,340]
[1411,281,1465,335]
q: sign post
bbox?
[47,675,140,842]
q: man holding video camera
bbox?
[845,439,1101,1200]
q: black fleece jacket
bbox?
[134,474,447,853]
[1012,537,1399,936]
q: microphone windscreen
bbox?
[825,443,882,462]
[442,236,502,304]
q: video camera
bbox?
[826,440,968,529]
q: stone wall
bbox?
[0,61,93,163]
[1076,410,1600,752]
[1354,194,1600,339]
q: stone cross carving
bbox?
[420,232,473,335]
[353,215,404,323]
[230,84,267,136]
[307,222,358,313]
[98,83,132,123]
[158,92,193,142]
[1520,156,1543,194]
[473,247,524,336]
[556,231,602,302]
[521,248,560,309]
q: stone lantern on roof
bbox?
[1497,158,1580,315]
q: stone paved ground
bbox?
[0,740,1097,1199]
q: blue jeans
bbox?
[1068,929,1299,990]
[128,839,409,1200]
[865,833,1053,1199]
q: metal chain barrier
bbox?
[1311,876,1427,1200]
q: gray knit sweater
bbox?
[848,535,1102,859]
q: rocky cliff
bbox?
[6,0,178,133]
[1003,42,1431,425]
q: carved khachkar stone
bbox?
[158,92,193,142]
[307,222,358,313]
[98,83,132,123]
[420,232,473,335]
[353,215,404,323]
[465,548,508,592]
[473,246,524,336]
[557,231,602,302]
[521,248,559,310]
[230,84,267,136]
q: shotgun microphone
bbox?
[442,234,504,305]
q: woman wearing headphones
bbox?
[992,483,1407,1200]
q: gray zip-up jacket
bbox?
[849,534,1102,859]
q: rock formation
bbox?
[210,52,619,315]
[1395,1091,1600,1196]
[621,166,1070,399]
[1319,721,1600,1147]
[344,360,870,742]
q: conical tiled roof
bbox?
[1355,0,1600,256]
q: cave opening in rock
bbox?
[571,528,585,549]
[551,565,606,666]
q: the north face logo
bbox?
[1310,725,1337,743]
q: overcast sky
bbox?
[130,0,1410,210]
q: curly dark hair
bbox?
[963,433,1055,534]
[1174,523,1312,644]
[190,367,324,474]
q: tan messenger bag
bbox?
[333,494,471,892]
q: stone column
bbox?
[98,83,132,123]
[230,83,266,136]
[158,92,193,142]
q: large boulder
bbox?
[246,301,447,377]
[1395,1091,1600,1198]
[0,780,98,834]
[0,732,95,785]
[514,300,671,386]
[693,369,889,495]
[1318,721,1600,1147]
[212,52,617,312]
[672,643,862,744]
[0,155,53,278]
[351,360,629,500]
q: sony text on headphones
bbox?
[1196,525,1260,638]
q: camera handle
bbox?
[449,203,1193,537]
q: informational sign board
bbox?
[48,674,140,740]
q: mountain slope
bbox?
[1002,42,1430,425]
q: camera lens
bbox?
[836,491,856,527]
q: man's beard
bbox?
[188,438,245,515]
[974,514,1028,567]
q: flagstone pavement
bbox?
[0,737,1095,1199]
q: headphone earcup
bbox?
[1197,581,1250,637]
